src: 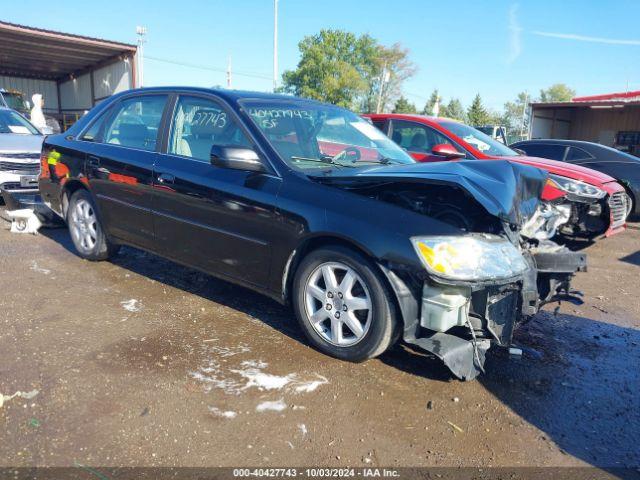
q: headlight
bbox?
[547,174,605,199]
[411,235,528,281]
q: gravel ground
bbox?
[0,211,638,469]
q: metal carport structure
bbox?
[0,20,137,129]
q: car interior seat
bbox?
[410,132,428,152]
[110,122,150,149]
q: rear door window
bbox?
[102,95,168,151]
[520,143,567,161]
[81,108,112,142]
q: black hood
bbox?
[311,160,548,226]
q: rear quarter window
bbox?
[566,146,594,161]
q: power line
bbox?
[145,55,272,81]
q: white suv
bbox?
[0,107,43,194]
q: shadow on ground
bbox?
[619,250,640,266]
[41,227,640,471]
[482,311,640,470]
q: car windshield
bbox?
[1,93,28,112]
[440,121,517,157]
[242,100,415,171]
[0,109,40,135]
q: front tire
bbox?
[292,246,398,362]
[67,189,118,261]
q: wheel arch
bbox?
[282,234,398,308]
[60,179,89,219]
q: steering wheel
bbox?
[332,146,361,163]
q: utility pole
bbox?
[273,0,279,92]
[136,26,147,88]
[520,91,529,140]
[227,55,232,88]
[376,65,390,114]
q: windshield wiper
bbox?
[291,156,356,168]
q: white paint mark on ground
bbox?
[208,343,251,358]
[208,406,238,419]
[291,378,328,393]
[0,389,39,409]
[232,366,294,391]
[298,424,308,436]
[190,357,328,396]
[120,299,141,312]
[256,399,286,412]
[30,261,50,275]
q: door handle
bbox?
[157,173,175,184]
[87,155,101,168]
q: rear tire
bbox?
[67,189,118,261]
[292,246,398,362]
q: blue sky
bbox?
[6,0,640,110]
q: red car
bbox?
[364,114,628,241]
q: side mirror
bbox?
[431,143,466,159]
[210,145,266,173]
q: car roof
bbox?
[116,86,328,106]
[513,139,600,148]
[365,113,459,125]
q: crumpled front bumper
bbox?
[379,247,587,381]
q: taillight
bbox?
[40,152,50,178]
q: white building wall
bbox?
[0,75,59,113]
[93,57,134,101]
[59,73,92,112]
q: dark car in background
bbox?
[511,139,640,218]
[38,88,585,380]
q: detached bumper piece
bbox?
[0,189,62,227]
[404,281,522,381]
[532,245,587,304]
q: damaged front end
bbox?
[316,161,586,380]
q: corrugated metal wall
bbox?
[569,107,640,146]
[531,106,640,146]
[0,75,59,112]
[59,73,92,112]
[2,57,134,117]
[93,57,134,101]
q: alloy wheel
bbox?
[303,261,372,347]
[70,198,98,253]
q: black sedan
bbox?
[511,139,640,218]
[38,88,584,380]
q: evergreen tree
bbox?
[392,96,417,114]
[467,94,491,125]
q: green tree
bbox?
[363,43,417,113]
[539,83,576,103]
[439,98,466,122]
[280,30,379,109]
[392,96,417,114]
[466,94,491,125]
[281,30,416,112]
[502,91,531,141]
[421,89,440,115]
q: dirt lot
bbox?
[1,210,639,469]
